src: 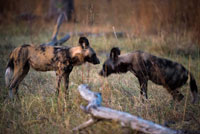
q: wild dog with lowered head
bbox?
[5,37,100,98]
[99,47,198,103]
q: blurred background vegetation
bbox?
[0,0,200,43]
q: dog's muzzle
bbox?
[93,58,100,64]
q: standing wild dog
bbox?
[5,37,100,99]
[99,47,198,103]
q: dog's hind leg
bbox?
[166,88,184,102]
[9,63,30,99]
[13,85,19,99]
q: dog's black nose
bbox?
[99,70,103,76]
[96,59,100,64]
[94,58,100,64]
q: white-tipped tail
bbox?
[5,67,13,88]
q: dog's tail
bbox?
[189,73,198,104]
[5,56,14,88]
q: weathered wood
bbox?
[56,34,70,45]
[73,118,98,131]
[51,12,65,42]
[74,84,199,134]
[78,84,102,111]
[46,13,70,46]
[88,107,178,134]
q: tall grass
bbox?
[0,23,199,134]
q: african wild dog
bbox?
[99,47,198,103]
[5,37,100,99]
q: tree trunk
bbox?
[48,0,75,21]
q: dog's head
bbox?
[70,37,100,65]
[99,47,121,77]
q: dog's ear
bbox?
[79,37,89,49]
[110,47,120,61]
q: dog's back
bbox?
[138,52,189,89]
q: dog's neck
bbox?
[69,46,85,65]
[114,54,133,73]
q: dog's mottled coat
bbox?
[5,37,100,98]
[99,47,198,103]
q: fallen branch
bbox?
[73,118,99,131]
[74,84,200,134]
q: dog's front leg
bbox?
[63,74,69,99]
[63,66,73,99]
[56,71,63,97]
[138,78,148,100]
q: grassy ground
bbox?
[0,23,200,134]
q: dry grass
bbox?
[0,23,200,134]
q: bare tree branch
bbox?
[73,118,98,131]
[51,12,65,42]
[46,12,70,46]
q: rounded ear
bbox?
[79,37,89,49]
[110,47,120,61]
